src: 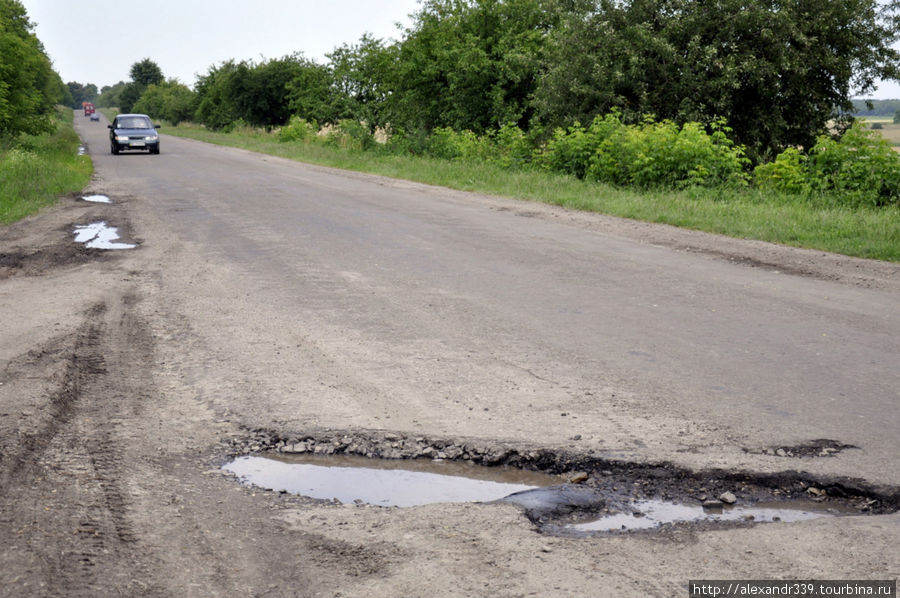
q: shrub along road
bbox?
[0,113,897,596]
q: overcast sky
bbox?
[21,0,421,89]
[20,0,900,99]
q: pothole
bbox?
[222,429,897,535]
[549,499,848,535]
[81,194,111,204]
[224,454,560,507]
[73,222,135,249]
[743,439,858,458]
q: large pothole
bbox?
[222,428,897,535]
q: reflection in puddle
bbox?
[224,454,557,507]
[566,499,834,533]
[81,194,111,203]
[73,222,135,249]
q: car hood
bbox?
[113,127,157,135]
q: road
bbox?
[0,112,897,596]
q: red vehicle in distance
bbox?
[83,102,95,117]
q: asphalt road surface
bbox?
[0,112,897,597]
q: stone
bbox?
[719,491,737,504]
[568,472,589,484]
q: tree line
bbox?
[83,0,899,165]
[0,0,68,138]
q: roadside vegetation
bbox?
[0,107,92,224]
[0,1,91,224]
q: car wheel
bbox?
[110,142,119,155]
[150,146,159,155]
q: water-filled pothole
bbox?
[224,454,850,534]
[224,454,560,507]
[559,499,844,534]
[73,221,135,249]
[81,194,111,204]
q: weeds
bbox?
[0,108,92,224]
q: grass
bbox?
[0,108,93,224]
[158,121,900,262]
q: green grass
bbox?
[162,122,900,262]
[0,108,93,224]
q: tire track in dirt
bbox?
[0,297,168,597]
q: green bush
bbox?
[536,113,624,178]
[486,124,532,169]
[427,127,486,161]
[325,119,375,151]
[278,115,318,142]
[584,116,749,189]
[753,147,810,195]
[807,122,900,206]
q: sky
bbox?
[21,0,421,90]
[19,0,900,99]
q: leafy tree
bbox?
[132,80,196,125]
[118,81,144,113]
[0,0,63,137]
[96,81,127,108]
[535,0,900,162]
[66,81,98,108]
[130,58,164,87]
[327,34,398,129]
[389,0,554,133]
[194,61,240,129]
[286,60,345,124]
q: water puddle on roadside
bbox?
[223,454,559,507]
[561,499,845,534]
[73,222,135,249]
[81,194,111,203]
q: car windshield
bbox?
[118,117,153,129]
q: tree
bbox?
[389,0,554,133]
[130,58,164,87]
[534,0,900,162]
[96,81,127,108]
[326,34,398,128]
[0,0,63,137]
[132,80,196,125]
[66,81,98,108]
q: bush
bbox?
[807,122,900,206]
[753,147,810,194]
[486,124,533,169]
[536,113,624,178]
[278,116,318,142]
[584,116,749,189]
[325,119,375,151]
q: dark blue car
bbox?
[109,113,160,155]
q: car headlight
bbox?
[115,135,129,141]
[146,135,158,141]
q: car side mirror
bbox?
[154,125,160,129]
[108,124,113,129]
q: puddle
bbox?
[81,194,111,204]
[73,222,135,249]
[223,454,559,507]
[562,499,841,534]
